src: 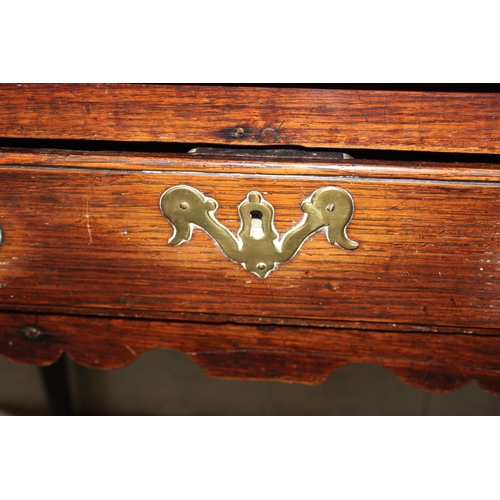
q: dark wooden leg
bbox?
[40,356,74,416]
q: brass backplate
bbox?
[160,185,358,278]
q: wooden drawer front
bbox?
[0,154,499,332]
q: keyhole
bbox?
[250,210,265,239]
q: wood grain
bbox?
[0,152,499,334]
[1,312,500,393]
[0,84,499,154]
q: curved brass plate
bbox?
[160,185,358,278]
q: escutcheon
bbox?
[160,185,358,278]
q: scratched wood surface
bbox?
[0,151,499,335]
[0,84,499,154]
[1,312,500,393]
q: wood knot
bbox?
[260,127,279,143]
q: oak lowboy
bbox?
[0,84,500,394]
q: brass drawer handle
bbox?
[160,185,358,278]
